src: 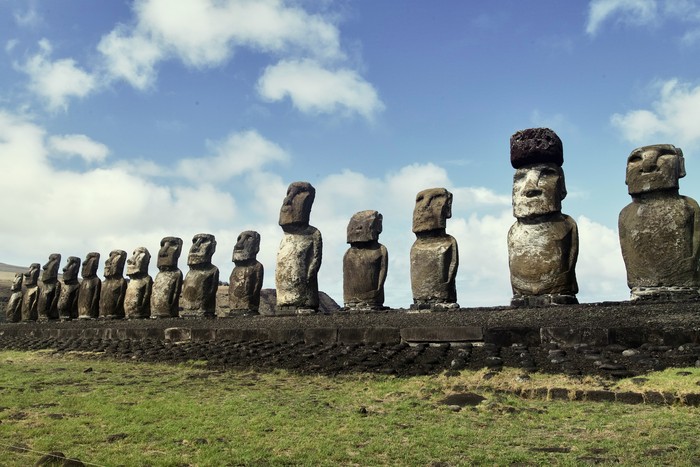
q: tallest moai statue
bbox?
[507,128,579,307]
[619,144,700,300]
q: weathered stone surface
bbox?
[276,182,322,314]
[343,210,388,311]
[151,237,183,318]
[77,252,101,319]
[5,272,23,322]
[57,256,81,320]
[510,127,563,169]
[181,233,219,318]
[400,326,483,343]
[508,128,578,306]
[37,253,61,321]
[100,250,127,319]
[21,263,40,322]
[410,188,459,310]
[125,247,153,319]
[619,144,700,300]
[228,231,264,316]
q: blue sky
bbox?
[1,0,700,308]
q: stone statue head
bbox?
[24,263,40,287]
[510,127,566,219]
[347,210,383,243]
[63,256,81,282]
[157,236,183,269]
[41,253,61,282]
[233,231,260,263]
[126,247,151,276]
[11,272,23,292]
[104,250,127,278]
[625,144,685,195]
[279,181,316,228]
[412,188,452,233]
[188,233,216,266]
[81,252,100,279]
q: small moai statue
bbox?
[57,256,81,320]
[181,233,219,318]
[410,188,459,311]
[507,127,579,307]
[5,273,23,323]
[99,249,127,319]
[619,144,700,300]
[227,231,264,316]
[77,252,101,319]
[124,247,153,319]
[21,263,41,321]
[343,210,388,311]
[37,253,62,321]
[275,181,323,315]
[151,237,184,318]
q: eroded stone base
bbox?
[630,286,700,301]
[409,301,460,312]
[511,294,578,307]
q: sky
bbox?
[1,0,700,308]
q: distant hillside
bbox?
[0,262,30,274]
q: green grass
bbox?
[1,350,699,466]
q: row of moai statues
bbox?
[6,127,699,322]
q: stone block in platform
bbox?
[164,327,192,343]
[304,327,337,344]
[337,327,400,344]
[216,328,267,342]
[400,326,482,343]
[483,327,540,346]
[540,327,609,347]
[267,328,305,343]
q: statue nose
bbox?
[641,157,658,172]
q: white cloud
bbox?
[5,40,19,53]
[16,39,98,111]
[48,134,110,164]
[98,0,345,90]
[257,59,384,120]
[586,0,658,36]
[176,130,289,183]
[14,6,41,28]
[611,78,700,147]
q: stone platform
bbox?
[2,300,700,377]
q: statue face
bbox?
[157,237,183,269]
[512,163,565,219]
[126,247,151,276]
[81,252,100,278]
[279,182,315,228]
[41,254,61,282]
[626,144,685,195]
[188,233,216,266]
[104,250,127,278]
[24,263,40,287]
[412,188,452,233]
[233,231,260,263]
[63,256,80,282]
[11,272,23,291]
[347,210,382,243]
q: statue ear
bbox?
[677,147,687,179]
[445,192,453,219]
[559,169,567,200]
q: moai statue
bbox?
[343,210,388,311]
[125,247,153,319]
[5,273,23,323]
[275,181,322,315]
[410,188,459,311]
[37,253,62,321]
[57,256,81,320]
[21,263,40,321]
[619,144,700,300]
[181,233,219,318]
[100,249,127,319]
[507,127,578,307]
[78,252,101,319]
[227,231,264,316]
[151,237,184,318]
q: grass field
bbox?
[1,351,699,466]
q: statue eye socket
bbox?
[541,168,557,176]
[628,155,642,163]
